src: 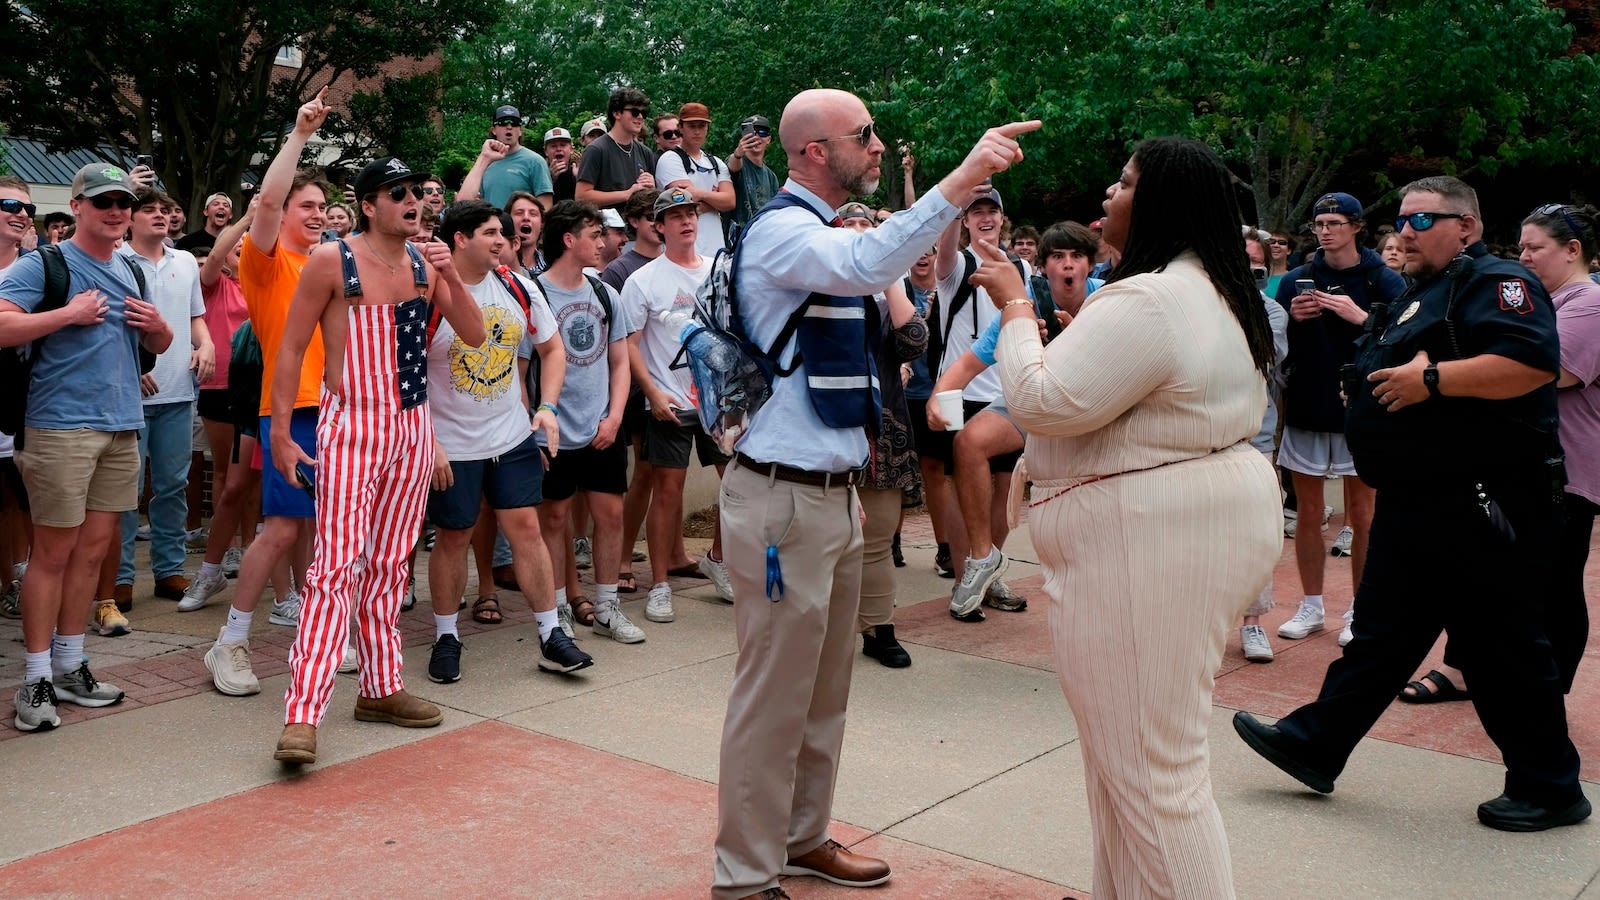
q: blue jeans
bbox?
[119,400,193,583]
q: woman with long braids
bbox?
[971,137,1281,897]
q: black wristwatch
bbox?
[1422,363,1441,398]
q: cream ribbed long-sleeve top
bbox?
[996,252,1267,482]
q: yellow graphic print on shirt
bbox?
[450,304,523,402]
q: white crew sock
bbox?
[596,584,618,607]
[220,607,254,645]
[51,633,84,676]
[533,608,558,640]
[434,612,459,640]
[1303,594,1324,614]
[199,561,221,580]
[24,650,51,682]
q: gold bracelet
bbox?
[1004,298,1033,309]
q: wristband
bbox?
[537,402,558,416]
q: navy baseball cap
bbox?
[1313,192,1363,219]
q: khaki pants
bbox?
[856,486,901,631]
[712,462,864,899]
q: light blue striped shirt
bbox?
[734,180,960,471]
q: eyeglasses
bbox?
[0,199,36,218]
[812,123,876,147]
[421,186,444,196]
[493,118,521,127]
[1395,211,1466,232]
[1310,219,1351,231]
[658,129,681,140]
[621,106,649,118]
[385,184,425,202]
[85,195,135,210]
[1533,203,1584,242]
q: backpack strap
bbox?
[730,190,851,374]
[37,244,69,315]
[583,273,613,327]
[672,147,721,179]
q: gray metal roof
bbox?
[3,136,134,186]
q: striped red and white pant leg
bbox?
[351,405,432,700]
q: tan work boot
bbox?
[354,689,443,727]
[274,723,317,765]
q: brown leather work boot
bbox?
[781,838,891,887]
[112,583,134,613]
[354,689,443,727]
[274,723,317,765]
[154,575,189,601]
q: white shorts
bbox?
[1278,427,1356,477]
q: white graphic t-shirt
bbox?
[427,270,555,460]
[621,254,712,411]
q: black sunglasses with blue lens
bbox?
[0,199,36,217]
[1395,211,1466,232]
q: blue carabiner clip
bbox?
[765,544,784,601]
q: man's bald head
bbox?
[779,89,865,160]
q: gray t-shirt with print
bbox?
[533,273,628,449]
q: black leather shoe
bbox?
[1232,711,1336,794]
[862,624,912,668]
[1477,793,1592,832]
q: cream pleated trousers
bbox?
[1029,443,1280,899]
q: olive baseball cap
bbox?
[71,163,137,200]
[653,187,697,217]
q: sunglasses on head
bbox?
[0,199,36,217]
[814,122,875,147]
[621,106,649,117]
[383,183,425,202]
[85,195,135,210]
[1533,203,1583,242]
[658,129,681,140]
[493,118,521,127]
[1395,211,1466,232]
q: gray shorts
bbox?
[1278,427,1357,478]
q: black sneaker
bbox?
[862,624,912,668]
[427,634,463,684]
[934,543,954,579]
[891,532,906,568]
[539,627,594,673]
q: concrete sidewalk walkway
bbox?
[1,512,1597,898]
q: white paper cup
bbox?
[935,389,965,431]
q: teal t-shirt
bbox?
[482,146,554,208]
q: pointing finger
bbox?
[993,120,1043,139]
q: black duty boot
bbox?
[862,624,912,668]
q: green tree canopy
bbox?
[0,0,500,217]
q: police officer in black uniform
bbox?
[1233,175,1589,832]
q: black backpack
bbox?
[928,248,1024,371]
[0,245,156,448]
[670,147,722,178]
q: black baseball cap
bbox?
[492,105,523,126]
[353,157,429,199]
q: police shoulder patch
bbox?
[1499,278,1533,315]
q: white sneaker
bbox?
[401,580,416,611]
[269,591,302,627]
[1277,602,1326,639]
[950,550,1008,618]
[557,602,577,640]
[204,628,260,696]
[1283,505,1333,539]
[1331,525,1354,557]
[185,527,208,553]
[177,569,229,612]
[1241,624,1274,662]
[573,536,593,570]
[699,555,734,603]
[338,644,358,674]
[593,600,646,643]
[645,583,675,623]
[221,546,243,578]
[1339,608,1354,647]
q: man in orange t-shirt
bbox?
[189,89,351,698]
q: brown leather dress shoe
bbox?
[354,689,443,727]
[154,575,189,601]
[781,838,890,887]
[113,583,134,613]
[274,723,317,765]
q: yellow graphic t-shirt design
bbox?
[449,304,523,402]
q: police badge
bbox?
[1499,279,1532,315]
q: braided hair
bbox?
[1107,137,1277,378]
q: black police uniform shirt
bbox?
[1273,246,1408,433]
[1345,251,1560,491]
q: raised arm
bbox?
[455,140,508,203]
[201,196,257,289]
[251,88,331,254]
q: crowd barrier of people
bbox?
[1,82,1594,898]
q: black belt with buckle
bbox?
[734,452,863,488]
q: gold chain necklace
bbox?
[360,233,405,275]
